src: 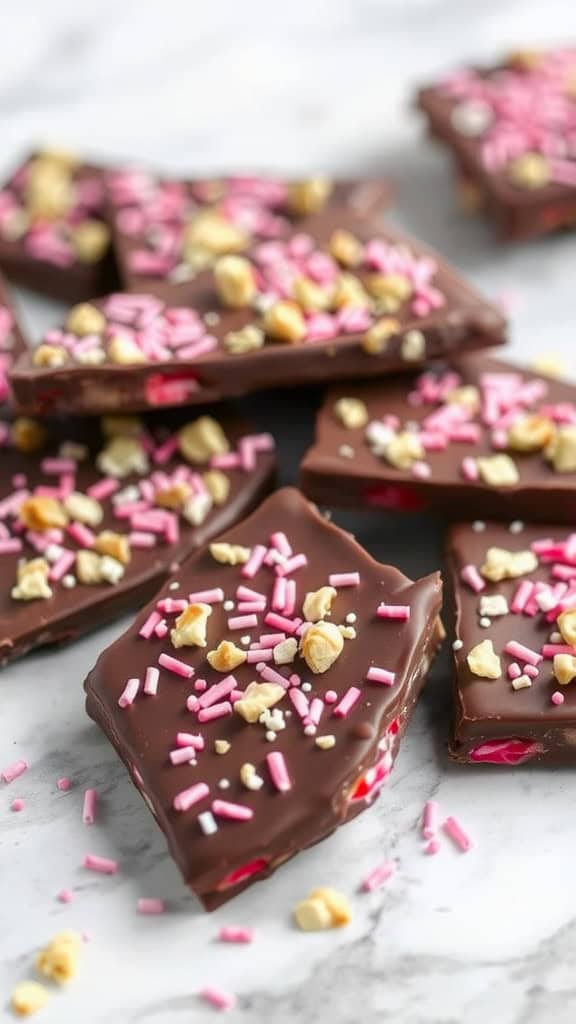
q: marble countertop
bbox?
[3,2,576,1022]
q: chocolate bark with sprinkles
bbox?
[106,170,393,305]
[0,151,117,302]
[8,214,505,416]
[0,273,28,406]
[84,487,443,910]
[301,354,576,522]
[447,520,576,765]
[0,409,275,666]
[417,49,576,240]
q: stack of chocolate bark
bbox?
[1,116,573,911]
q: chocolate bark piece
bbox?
[0,409,275,666]
[0,274,28,406]
[84,487,443,910]
[417,50,576,241]
[301,354,576,523]
[8,217,505,416]
[0,151,117,302]
[447,520,576,764]
[106,170,393,304]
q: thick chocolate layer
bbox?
[417,51,576,240]
[9,214,505,416]
[0,410,275,666]
[84,487,442,909]
[107,172,393,304]
[0,274,28,406]
[0,153,118,302]
[301,355,576,522]
[447,521,576,764]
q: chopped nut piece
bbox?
[466,639,502,679]
[481,547,538,582]
[293,276,330,312]
[294,887,351,931]
[273,637,298,665]
[531,355,564,379]
[362,317,400,355]
[32,343,68,368]
[315,734,336,750]
[203,469,230,506]
[94,530,131,566]
[339,625,356,639]
[234,681,285,722]
[331,272,369,310]
[557,609,576,647]
[214,739,231,755]
[12,558,52,601]
[445,385,481,413]
[76,550,104,585]
[301,620,344,674]
[302,585,337,622]
[214,254,256,307]
[101,416,143,437]
[401,329,426,362]
[223,324,264,355]
[479,594,509,618]
[97,437,149,478]
[98,555,125,584]
[19,496,67,531]
[36,930,82,984]
[286,177,332,216]
[26,157,73,219]
[333,397,369,430]
[64,492,103,527]
[508,152,550,189]
[476,454,519,487]
[507,415,555,452]
[108,335,148,365]
[384,431,425,470]
[239,762,264,791]
[264,300,306,344]
[329,229,363,268]
[553,653,576,686]
[66,302,106,337]
[155,481,192,510]
[178,416,230,464]
[207,640,247,672]
[546,425,576,472]
[210,542,251,565]
[12,418,48,454]
[185,210,247,255]
[71,220,110,263]
[366,273,412,310]
[182,492,213,526]
[11,980,49,1017]
[171,602,212,648]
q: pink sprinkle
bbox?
[511,580,534,614]
[266,751,292,793]
[246,648,273,663]
[176,732,204,750]
[144,666,160,696]
[187,588,224,604]
[194,678,208,692]
[264,611,301,634]
[424,839,441,856]
[366,666,396,686]
[257,664,290,688]
[155,620,169,639]
[186,694,200,712]
[258,633,286,648]
[198,676,237,709]
[271,576,287,612]
[118,677,140,708]
[508,662,522,680]
[158,653,194,678]
[308,697,324,726]
[137,898,166,914]
[57,777,72,792]
[41,457,77,475]
[173,782,210,813]
[199,987,237,1012]
[443,816,473,853]
[139,609,162,639]
[361,859,396,892]
[2,759,28,784]
[524,664,539,679]
[241,544,267,579]
[333,686,361,718]
[68,521,96,548]
[57,889,74,903]
[460,565,485,594]
[129,531,156,549]
[422,799,439,839]
[328,571,360,587]
[462,457,479,482]
[198,702,233,723]
[236,585,266,602]
[82,789,98,825]
[212,799,253,821]
[325,690,338,704]
[156,598,188,614]
[10,798,24,812]
[276,553,308,577]
[84,853,118,874]
[504,640,542,667]
[218,926,254,944]
[170,746,198,765]
[552,691,565,706]
[49,550,76,582]
[289,688,310,719]
[228,614,258,631]
[542,644,576,658]
[0,537,22,554]
[377,603,410,621]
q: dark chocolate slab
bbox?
[0,274,28,405]
[9,215,505,416]
[0,151,117,302]
[301,355,576,522]
[106,169,393,304]
[448,520,576,764]
[417,49,576,240]
[84,487,442,909]
[0,410,275,666]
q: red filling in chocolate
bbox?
[217,857,269,891]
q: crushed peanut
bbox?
[476,453,519,487]
[170,602,212,648]
[553,653,576,686]
[97,436,149,478]
[63,492,103,527]
[401,329,426,362]
[329,229,363,268]
[466,639,502,679]
[182,492,212,527]
[481,547,538,582]
[66,303,106,337]
[178,416,229,464]
[239,763,264,791]
[36,930,82,985]
[273,637,298,665]
[339,625,357,639]
[507,414,555,452]
[384,431,425,470]
[107,335,148,365]
[508,152,550,189]
[234,681,285,723]
[315,734,336,750]
[26,157,73,219]
[445,385,481,413]
[331,272,369,310]
[210,542,251,565]
[184,210,247,256]
[362,317,400,355]
[12,559,52,602]
[11,980,49,1017]
[293,276,330,312]
[72,219,110,263]
[214,739,231,755]
[479,594,509,618]
[94,530,131,565]
[155,481,192,510]
[98,555,125,585]
[214,255,256,307]
[32,343,68,368]
[203,470,230,506]
[76,550,104,585]
[366,272,412,310]
[264,300,306,343]
[19,496,67,531]
[301,620,344,674]
[557,609,576,647]
[333,397,369,430]
[223,324,264,355]
[12,418,48,454]
[207,640,247,672]
[302,585,337,622]
[286,177,332,216]
[294,887,351,931]
[546,425,576,472]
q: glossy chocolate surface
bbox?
[84,487,442,909]
[0,410,275,665]
[301,355,576,522]
[448,521,576,764]
[9,214,505,416]
[0,274,28,406]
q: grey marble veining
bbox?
[2,2,576,1022]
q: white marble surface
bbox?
[3,3,576,1022]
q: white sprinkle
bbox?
[169,581,180,591]
[304,724,316,736]
[45,544,63,563]
[218,779,230,790]
[452,639,464,651]
[509,520,525,534]
[223,600,234,612]
[338,444,355,459]
[240,635,251,646]
[472,521,486,533]
[301,682,312,693]
[512,674,532,690]
[62,574,76,589]
[265,731,277,742]
[346,612,357,624]
[198,811,218,836]
[550,631,562,644]
[205,312,220,326]
[479,617,491,628]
